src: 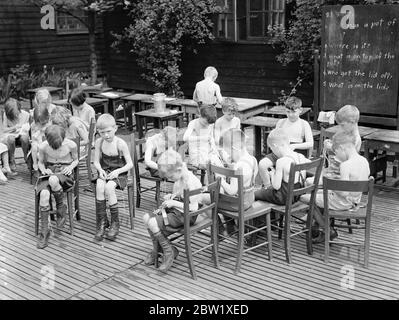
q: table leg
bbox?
[125,102,133,131]
[254,126,262,161]
[136,115,144,139]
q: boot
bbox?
[107,204,120,241]
[94,200,107,241]
[53,189,67,228]
[154,231,178,273]
[37,208,51,249]
[144,229,161,265]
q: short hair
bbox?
[50,106,72,129]
[96,113,116,130]
[69,87,86,106]
[335,105,360,124]
[221,97,238,113]
[267,128,289,147]
[33,105,50,125]
[332,130,356,151]
[157,149,183,177]
[204,66,218,80]
[45,124,65,150]
[4,98,21,122]
[285,96,302,110]
[199,104,217,124]
[34,89,52,107]
[220,128,247,151]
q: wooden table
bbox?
[27,86,64,109]
[53,97,108,115]
[263,105,312,122]
[325,125,380,138]
[135,108,184,138]
[81,85,113,97]
[94,91,132,129]
[241,116,280,160]
[363,129,399,190]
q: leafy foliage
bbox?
[113,0,222,96]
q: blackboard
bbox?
[320,5,399,116]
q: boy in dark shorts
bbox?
[255,128,309,205]
[142,149,203,273]
[36,125,79,249]
[93,114,133,241]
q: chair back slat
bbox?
[323,176,374,193]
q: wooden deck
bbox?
[0,157,398,300]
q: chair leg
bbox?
[127,185,134,229]
[136,184,141,208]
[211,221,220,269]
[306,208,313,256]
[278,215,284,240]
[74,182,80,221]
[155,181,160,207]
[235,220,245,274]
[266,213,273,261]
[35,192,40,236]
[185,234,197,280]
[284,213,292,264]
[67,192,74,236]
[365,217,371,268]
[324,215,330,264]
[347,218,353,234]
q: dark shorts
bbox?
[265,152,278,166]
[150,207,197,235]
[255,181,302,206]
[146,167,159,177]
[36,173,75,194]
[96,173,128,191]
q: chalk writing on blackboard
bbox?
[320,5,399,116]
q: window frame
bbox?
[214,0,285,42]
[55,10,89,35]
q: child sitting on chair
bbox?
[50,106,89,157]
[258,96,313,187]
[302,130,370,243]
[214,97,241,147]
[0,141,11,184]
[193,66,223,107]
[1,98,30,171]
[33,88,56,115]
[93,114,133,242]
[182,104,223,169]
[144,126,178,176]
[255,128,309,206]
[322,105,361,179]
[31,105,51,176]
[142,149,203,273]
[69,87,96,130]
[36,125,79,249]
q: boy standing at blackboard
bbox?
[258,96,314,187]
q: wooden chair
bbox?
[86,130,135,229]
[271,157,324,264]
[154,175,221,280]
[208,163,274,274]
[34,138,81,236]
[132,133,162,208]
[322,176,374,268]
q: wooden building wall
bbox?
[0,1,106,76]
[103,10,313,106]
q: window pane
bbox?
[249,13,262,37]
[250,0,263,11]
[237,0,247,40]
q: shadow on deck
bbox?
[0,159,398,300]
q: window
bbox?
[56,10,88,35]
[214,0,285,41]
